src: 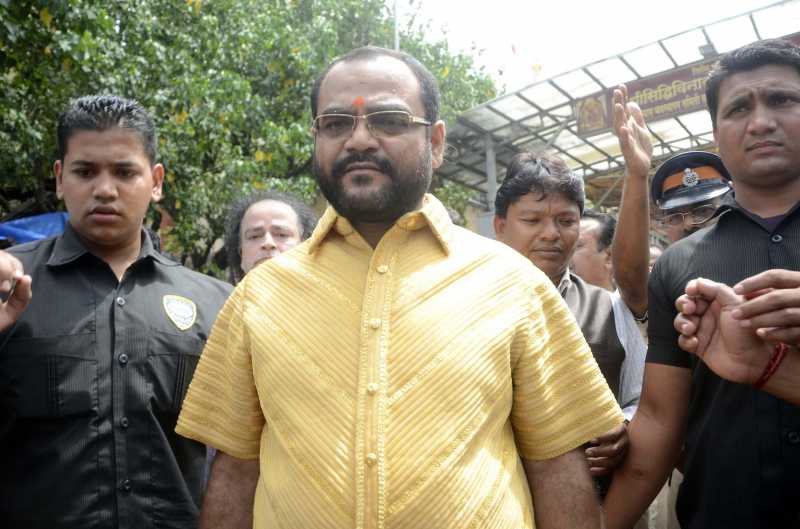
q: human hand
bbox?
[613,84,652,181]
[585,422,629,476]
[732,269,800,346]
[676,278,772,384]
[0,251,32,333]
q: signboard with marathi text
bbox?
[574,32,800,137]
[575,59,713,136]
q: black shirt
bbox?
[647,201,800,529]
[0,225,232,529]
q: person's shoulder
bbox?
[5,236,57,266]
[161,261,233,298]
[449,226,530,265]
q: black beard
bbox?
[313,149,432,224]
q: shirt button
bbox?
[120,417,130,429]
[369,318,381,330]
[377,265,389,274]
[120,479,132,492]
[366,383,379,395]
[118,353,129,366]
[787,431,800,445]
[365,452,377,466]
[771,234,783,243]
[116,296,126,306]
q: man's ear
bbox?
[430,120,446,169]
[493,215,505,240]
[151,163,165,203]
[54,160,64,199]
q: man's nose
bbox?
[261,232,277,249]
[538,220,560,240]
[344,116,379,151]
[93,173,118,200]
[747,103,778,135]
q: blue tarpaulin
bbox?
[0,212,69,244]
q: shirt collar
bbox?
[306,193,454,255]
[47,223,172,267]
[556,268,573,296]
[717,196,800,230]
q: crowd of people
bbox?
[0,35,799,529]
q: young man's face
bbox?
[714,64,800,194]
[312,56,445,224]
[494,192,581,284]
[570,218,612,290]
[239,199,302,274]
[55,127,163,254]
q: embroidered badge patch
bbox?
[682,167,699,187]
[162,295,197,331]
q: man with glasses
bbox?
[176,46,623,529]
[651,151,732,244]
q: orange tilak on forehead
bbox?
[352,96,365,112]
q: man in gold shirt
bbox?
[176,46,624,529]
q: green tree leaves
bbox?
[1,0,495,272]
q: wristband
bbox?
[753,342,789,390]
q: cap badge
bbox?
[682,168,699,187]
[162,295,197,331]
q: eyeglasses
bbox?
[312,110,431,139]
[660,204,718,227]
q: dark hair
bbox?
[494,152,585,218]
[310,46,440,123]
[224,190,318,284]
[706,38,800,126]
[581,208,616,252]
[57,95,157,163]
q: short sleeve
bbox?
[176,282,264,459]
[645,257,691,368]
[511,276,624,461]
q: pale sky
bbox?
[394,0,787,93]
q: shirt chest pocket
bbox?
[147,331,205,413]
[0,334,97,418]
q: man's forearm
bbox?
[200,451,260,529]
[523,448,602,529]
[604,408,683,529]
[612,172,650,317]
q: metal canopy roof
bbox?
[436,0,800,210]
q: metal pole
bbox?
[394,0,400,50]
[485,135,497,212]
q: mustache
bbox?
[331,152,395,180]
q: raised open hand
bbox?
[613,85,653,180]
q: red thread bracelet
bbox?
[753,342,789,390]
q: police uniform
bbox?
[651,151,732,211]
[0,224,232,529]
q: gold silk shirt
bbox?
[177,194,623,529]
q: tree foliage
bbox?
[1,0,495,272]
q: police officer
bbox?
[651,151,732,243]
[0,95,232,529]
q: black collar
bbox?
[46,223,175,267]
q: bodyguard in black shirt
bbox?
[605,39,800,529]
[0,96,231,528]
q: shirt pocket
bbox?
[0,334,97,418]
[148,331,205,413]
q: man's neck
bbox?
[735,178,800,218]
[76,231,143,281]
[352,221,393,248]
